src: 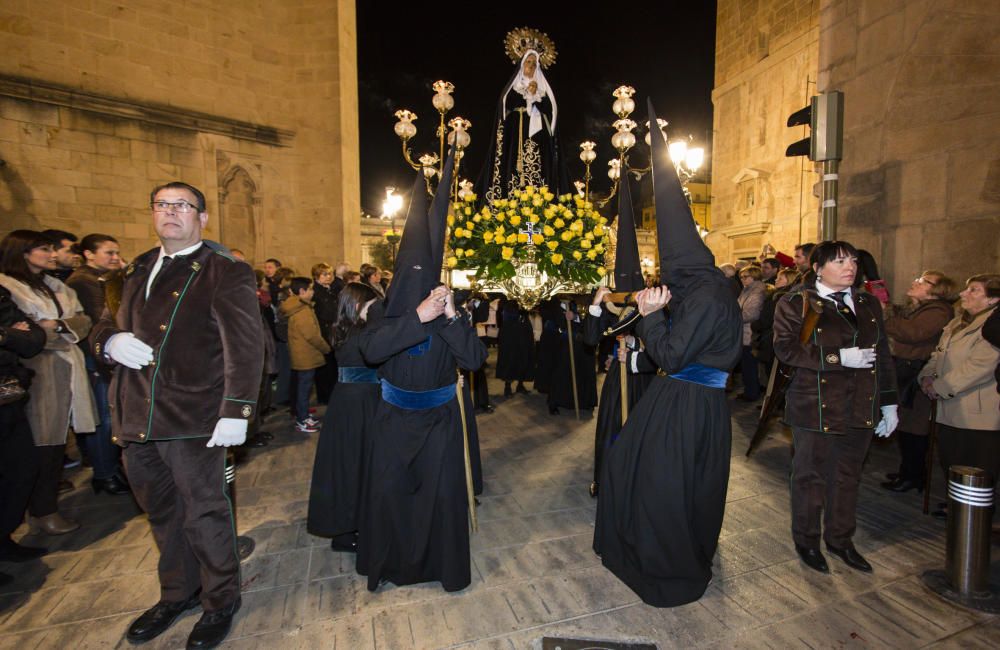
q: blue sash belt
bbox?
[668,363,728,389]
[338,366,378,384]
[380,379,456,410]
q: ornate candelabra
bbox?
[393,80,472,196]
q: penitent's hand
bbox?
[416,287,447,323]
[592,286,611,306]
[637,286,671,316]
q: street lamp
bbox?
[381,186,404,265]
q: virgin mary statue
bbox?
[476,29,568,204]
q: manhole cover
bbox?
[541,638,657,650]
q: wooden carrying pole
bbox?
[456,375,478,532]
[567,317,581,420]
[618,335,628,426]
[923,400,938,516]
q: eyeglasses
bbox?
[915,276,938,287]
[151,200,199,214]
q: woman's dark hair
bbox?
[332,282,379,348]
[810,240,861,287]
[967,274,1000,299]
[855,249,880,282]
[74,233,118,257]
[361,264,380,283]
[0,229,57,299]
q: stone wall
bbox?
[710,0,821,264]
[0,0,359,271]
[819,0,1000,295]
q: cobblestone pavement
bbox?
[2,367,998,649]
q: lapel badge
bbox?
[826,353,839,365]
[190,261,201,272]
[241,405,252,418]
[124,263,135,277]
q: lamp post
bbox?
[381,186,404,266]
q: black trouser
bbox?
[791,427,872,550]
[895,430,929,484]
[0,402,39,537]
[314,353,338,405]
[124,438,239,611]
[29,444,65,517]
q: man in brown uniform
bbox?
[91,182,263,649]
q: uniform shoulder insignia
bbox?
[213,249,236,262]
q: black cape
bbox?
[356,310,486,592]
[583,305,657,485]
[306,310,380,540]
[546,302,598,411]
[593,282,742,607]
[495,297,535,382]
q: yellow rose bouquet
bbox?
[446,185,609,286]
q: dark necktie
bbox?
[150,256,173,293]
[831,290,857,327]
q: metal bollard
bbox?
[922,465,999,613]
[226,450,256,561]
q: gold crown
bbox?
[504,27,557,69]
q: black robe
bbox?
[546,302,598,411]
[533,299,562,393]
[594,281,742,607]
[306,316,379,542]
[583,305,657,485]
[495,298,535,382]
[356,311,486,592]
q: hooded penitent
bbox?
[613,174,645,293]
[384,147,456,317]
[647,98,722,301]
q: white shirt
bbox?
[146,241,204,299]
[815,280,855,314]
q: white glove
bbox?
[840,347,876,369]
[206,418,247,447]
[106,332,154,369]
[874,405,899,438]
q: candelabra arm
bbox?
[400,139,422,172]
[595,177,618,208]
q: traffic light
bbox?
[785,91,844,162]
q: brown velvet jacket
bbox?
[774,283,897,433]
[91,242,264,444]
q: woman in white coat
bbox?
[0,230,95,534]
[919,274,1000,518]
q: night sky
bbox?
[357,1,718,215]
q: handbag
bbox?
[0,376,26,406]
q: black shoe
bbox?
[126,590,201,643]
[516,383,529,394]
[880,478,923,493]
[479,404,495,414]
[92,474,131,496]
[0,538,48,562]
[259,431,274,440]
[330,533,358,553]
[795,544,829,573]
[549,406,559,415]
[186,597,241,649]
[885,472,900,481]
[826,544,873,573]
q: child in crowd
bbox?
[280,277,331,433]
